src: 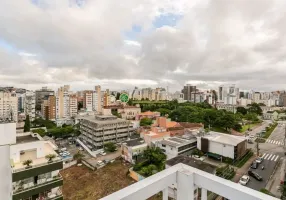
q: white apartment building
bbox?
[0,91,18,122]
[69,94,78,117]
[83,90,93,112]
[253,92,261,103]
[238,98,252,106]
[172,91,185,103]
[218,85,239,105]
[131,87,142,100]
[24,91,36,121]
[16,93,25,113]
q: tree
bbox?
[73,151,84,163]
[32,128,46,137]
[127,98,133,106]
[156,108,171,117]
[104,142,117,152]
[23,159,33,168]
[245,113,259,122]
[116,93,121,100]
[78,101,83,110]
[233,123,242,131]
[248,103,262,115]
[45,154,56,162]
[236,107,247,115]
[24,115,31,132]
[142,147,166,171]
[140,118,153,126]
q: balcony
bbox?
[100,163,278,200]
[13,175,63,200]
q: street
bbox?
[244,121,285,193]
[246,156,279,191]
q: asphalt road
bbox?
[246,157,279,191]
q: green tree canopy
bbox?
[236,106,248,115]
[24,115,30,132]
[248,103,262,115]
[104,142,117,152]
[140,118,153,126]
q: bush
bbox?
[216,165,235,180]
[192,148,204,157]
[104,142,117,152]
[140,118,153,126]
[235,150,254,168]
[223,157,233,164]
[32,128,46,137]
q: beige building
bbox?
[94,85,102,113]
[69,94,78,117]
[41,95,56,120]
[0,91,18,121]
[83,90,93,112]
[56,85,70,119]
[118,105,141,120]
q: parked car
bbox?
[251,161,258,169]
[256,157,263,164]
[100,152,106,156]
[78,147,83,151]
[248,171,263,181]
[239,175,250,185]
[97,160,104,166]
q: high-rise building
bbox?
[253,92,261,103]
[41,95,56,120]
[0,91,18,122]
[94,85,102,113]
[16,93,25,113]
[69,94,78,117]
[218,85,239,105]
[35,87,54,110]
[83,90,93,112]
[56,85,70,119]
[279,92,286,106]
[182,84,196,101]
[103,89,111,106]
[24,91,36,121]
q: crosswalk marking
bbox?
[264,154,270,160]
[261,153,279,162]
[265,139,284,146]
[274,156,279,162]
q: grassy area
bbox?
[61,160,135,200]
[235,150,254,168]
[240,123,260,133]
[263,123,278,139]
[210,127,228,133]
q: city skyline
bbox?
[1,1,286,91]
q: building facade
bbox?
[56,85,70,119]
[182,84,196,101]
[69,94,78,117]
[35,87,54,110]
[0,91,18,122]
[83,90,93,112]
[79,115,133,150]
[24,91,36,121]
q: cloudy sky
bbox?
[1,0,286,92]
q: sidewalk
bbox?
[266,158,285,198]
[232,155,256,182]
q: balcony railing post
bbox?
[201,188,207,200]
[162,187,168,200]
[177,169,194,200]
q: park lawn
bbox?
[240,123,260,133]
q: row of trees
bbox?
[135,101,262,132]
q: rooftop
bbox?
[159,137,196,147]
[16,135,39,144]
[80,115,129,125]
[125,138,146,147]
[203,131,246,146]
[166,155,216,174]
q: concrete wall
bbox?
[208,141,234,159]
[0,145,12,200]
[0,122,16,145]
[10,141,45,163]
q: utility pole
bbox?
[256,132,260,156]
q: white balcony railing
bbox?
[100,163,278,200]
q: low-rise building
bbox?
[121,138,148,164]
[136,111,160,120]
[155,137,197,159]
[140,126,170,146]
[104,104,141,120]
[216,104,237,113]
[79,115,133,151]
[263,111,279,121]
[197,131,247,160]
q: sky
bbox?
[1,0,286,92]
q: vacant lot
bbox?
[61,161,135,200]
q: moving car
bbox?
[239,175,250,185]
[251,161,258,169]
[256,157,263,164]
[248,171,263,181]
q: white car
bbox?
[100,152,106,156]
[256,157,263,163]
[239,175,250,185]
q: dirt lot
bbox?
[61,160,164,200]
[61,160,136,200]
